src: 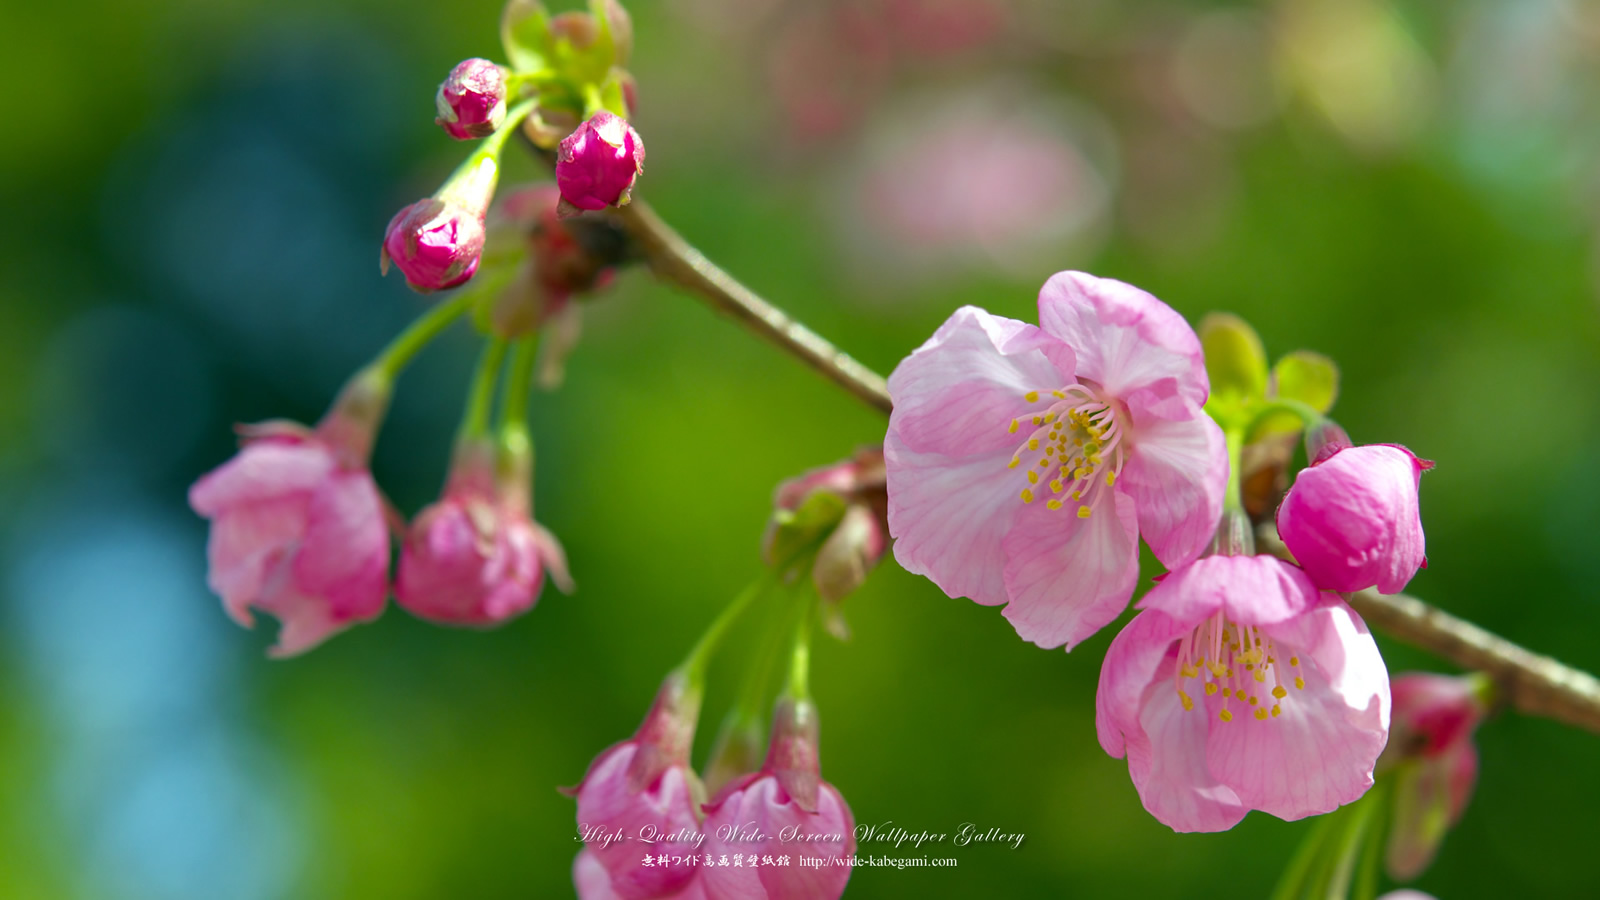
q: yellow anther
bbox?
[1052,390,1065,399]
[1179,690,1193,711]
[1046,499,1063,510]
[1271,686,1287,699]
[1204,683,1218,696]
[1218,687,1230,698]
[1044,413,1057,424]
[1027,470,1039,484]
[1290,656,1299,667]
[1253,670,1267,683]
[1027,439,1039,451]
[1271,705,1282,718]
[1077,506,1092,519]
[1024,391,1039,403]
[1248,695,1258,706]
[1032,416,1042,426]
[1219,709,1233,723]
[1038,458,1050,468]
[1075,467,1091,479]
[1106,471,1116,487]
[1021,489,1035,504]
[1071,491,1082,500]
[1007,458,1020,469]
[1294,677,1305,690]
[1009,419,1019,434]
[1180,664,1199,678]
[1050,480,1063,492]
[1254,708,1269,721]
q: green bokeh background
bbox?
[3,1,1598,897]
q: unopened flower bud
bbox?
[435,58,508,140]
[381,153,501,292]
[1381,673,1490,881]
[556,112,645,213]
[763,447,887,621]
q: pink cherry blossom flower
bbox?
[571,674,708,900]
[188,375,391,657]
[395,440,570,626]
[1382,673,1487,880]
[556,112,645,212]
[1096,554,1391,832]
[381,197,487,292]
[435,58,508,140]
[699,699,854,900]
[574,850,707,900]
[1277,438,1433,594]
[885,271,1228,649]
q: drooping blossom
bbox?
[763,447,888,634]
[885,271,1228,649]
[699,698,855,900]
[188,372,392,657]
[556,112,645,212]
[382,144,504,292]
[574,850,706,900]
[1096,554,1391,832]
[570,673,707,900]
[435,58,508,140]
[1381,672,1487,880]
[1276,426,1433,594]
[395,438,570,626]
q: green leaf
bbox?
[1272,350,1339,414]
[596,71,629,118]
[501,0,553,73]
[1200,312,1269,402]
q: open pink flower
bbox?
[885,271,1227,649]
[1277,441,1433,594]
[574,850,707,900]
[1096,555,1390,832]
[395,441,570,626]
[699,699,854,900]
[1382,673,1486,880]
[188,376,391,657]
[571,674,707,900]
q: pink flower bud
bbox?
[556,112,645,212]
[435,58,508,140]
[188,372,393,657]
[381,198,487,292]
[763,448,888,625]
[1382,673,1488,881]
[571,673,707,900]
[395,440,571,627]
[1276,443,1433,594]
[700,699,855,900]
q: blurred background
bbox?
[3,0,1599,896]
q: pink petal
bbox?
[574,851,624,900]
[188,440,331,515]
[1138,556,1318,629]
[887,305,1071,458]
[292,470,390,620]
[885,432,1020,607]
[258,581,347,658]
[1000,490,1139,649]
[1207,603,1389,820]
[1119,406,1227,569]
[1276,444,1427,594]
[204,497,309,625]
[1035,271,1208,420]
[1096,609,1193,758]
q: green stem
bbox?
[457,337,508,441]
[1270,811,1338,900]
[734,585,804,724]
[499,333,542,433]
[785,596,814,701]
[370,292,475,381]
[681,576,770,689]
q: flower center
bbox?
[1006,385,1127,518]
[1173,609,1306,723]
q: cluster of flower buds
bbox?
[762,447,888,638]
[882,270,1435,832]
[382,0,645,295]
[571,673,855,898]
[1379,672,1489,881]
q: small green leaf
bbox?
[501,0,553,73]
[596,71,629,118]
[1272,350,1339,414]
[1200,312,1269,401]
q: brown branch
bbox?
[1255,526,1600,735]
[568,169,1600,736]
[610,201,893,415]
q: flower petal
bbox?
[1207,602,1390,820]
[1036,271,1208,420]
[1138,555,1318,628]
[205,497,309,626]
[1119,406,1227,569]
[886,432,1020,607]
[1000,489,1139,649]
[1096,609,1192,758]
[188,439,331,515]
[887,305,1072,458]
[292,470,390,620]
